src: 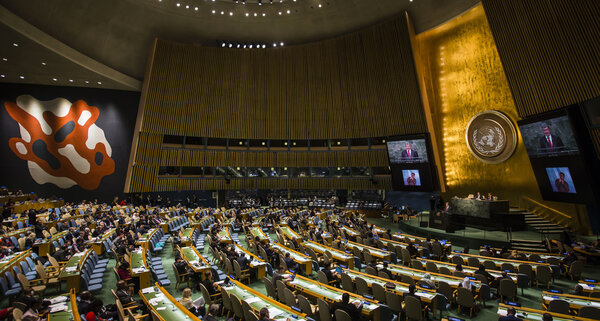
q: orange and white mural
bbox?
[4,95,115,190]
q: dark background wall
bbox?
[0,83,139,202]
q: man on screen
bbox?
[401,142,419,161]
[406,172,417,186]
[554,172,570,193]
[539,122,564,152]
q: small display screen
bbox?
[386,139,429,164]
[518,115,579,158]
[546,167,576,194]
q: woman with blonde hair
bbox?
[179,288,200,316]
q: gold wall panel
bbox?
[482,0,600,156]
[415,5,542,204]
[415,4,587,231]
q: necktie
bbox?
[408,150,411,158]
[547,136,553,148]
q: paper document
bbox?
[245,297,260,304]
[142,287,154,294]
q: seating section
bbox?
[168,216,190,233]
[146,250,171,286]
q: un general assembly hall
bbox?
[1,1,600,320]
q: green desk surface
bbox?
[224,282,307,321]
[416,258,515,280]
[447,253,548,269]
[130,249,149,271]
[303,242,352,261]
[181,228,194,241]
[233,243,266,267]
[271,242,310,263]
[180,247,210,270]
[59,250,88,278]
[288,276,378,313]
[497,305,589,321]
[345,241,390,257]
[250,227,269,241]
[3,227,33,238]
[141,286,197,321]
[341,226,360,236]
[47,295,77,321]
[137,228,158,243]
[342,269,437,302]
[0,251,29,274]
[218,228,232,241]
[279,226,301,239]
[542,294,600,309]
[380,263,479,289]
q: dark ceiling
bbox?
[0,0,479,91]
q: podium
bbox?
[429,211,464,233]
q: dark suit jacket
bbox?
[498,315,523,321]
[331,301,362,320]
[400,149,419,160]
[539,135,564,150]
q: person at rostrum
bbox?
[330,292,363,320]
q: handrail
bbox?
[521,196,572,219]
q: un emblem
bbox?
[465,110,517,164]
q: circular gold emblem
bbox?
[465,110,517,164]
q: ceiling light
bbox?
[318,4,322,7]
[249,44,253,48]
[176,3,180,7]
[254,13,257,16]
[195,7,198,10]
[85,80,89,83]
[262,44,266,48]
[69,79,73,82]
[229,12,233,16]
[97,81,102,84]
[258,0,262,5]
[212,10,216,14]
[185,5,189,9]
[1,75,5,78]
[19,75,24,79]
[243,44,247,48]
[280,42,284,46]
[41,62,46,66]
[286,9,290,14]
[278,11,281,15]
[245,12,249,16]
[52,78,57,81]
[2,58,7,61]
[273,43,277,47]
[221,11,224,14]
[13,43,18,47]
[262,13,266,16]
[236,44,240,48]
[222,43,226,47]
[229,43,233,48]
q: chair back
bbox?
[297,294,314,317]
[405,295,423,321]
[579,306,600,319]
[276,280,287,303]
[437,281,454,302]
[467,257,479,267]
[13,308,23,321]
[569,261,583,280]
[385,291,402,313]
[378,271,391,279]
[474,273,488,285]
[365,266,377,276]
[340,273,354,292]
[317,270,329,284]
[372,283,386,303]
[263,277,277,299]
[548,299,570,314]
[221,286,232,311]
[451,256,464,265]
[355,277,370,296]
[318,298,332,321]
[499,279,517,300]
[199,283,213,305]
[230,295,244,320]
[483,260,496,270]
[401,249,411,265]
[456,287,475,308]
[536,265,552,288]
[335,309,352,321]
[401,275,415,286]
[501,263,515,273]
[284,287,297,307]
[426,261,438,273]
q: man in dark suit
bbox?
[400,142,419,161]
[331,292,362,320]
[499,307,523,321]
[406,172,417,186]
[538,122,564,152]
[554,172,570,193]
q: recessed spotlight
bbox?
[185,5,189,9]
[245,12,249,16]
[222,43,226,47]
[286,9,290,14]
[318,4,322,7]
[2,58,7,62]
[52,78,57,81]
[262,44,266,48]
[1,75,5,78]
[229,43,233,48]
[97,81,102,84]
[41,62,46,66]
[221,11,224,15]
[262,13,266,16]
[69,79,73,82]
[229,12,233,16]
[194,7,198,10]
[254,13,257,16]
[249,44,253,48]
[280,42,284,46]
[273,43,277,47]
[85,80,89,83]
[19,75,24,79]
[237,44,240,48]
[212,10,216,14]
[278,11,281,15]
[13,43,18,47]
[176,3,180,7]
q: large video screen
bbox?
[402,170,421,186]
[386,139,429,164]
[546,167,576,194]
[518,115,579,158]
